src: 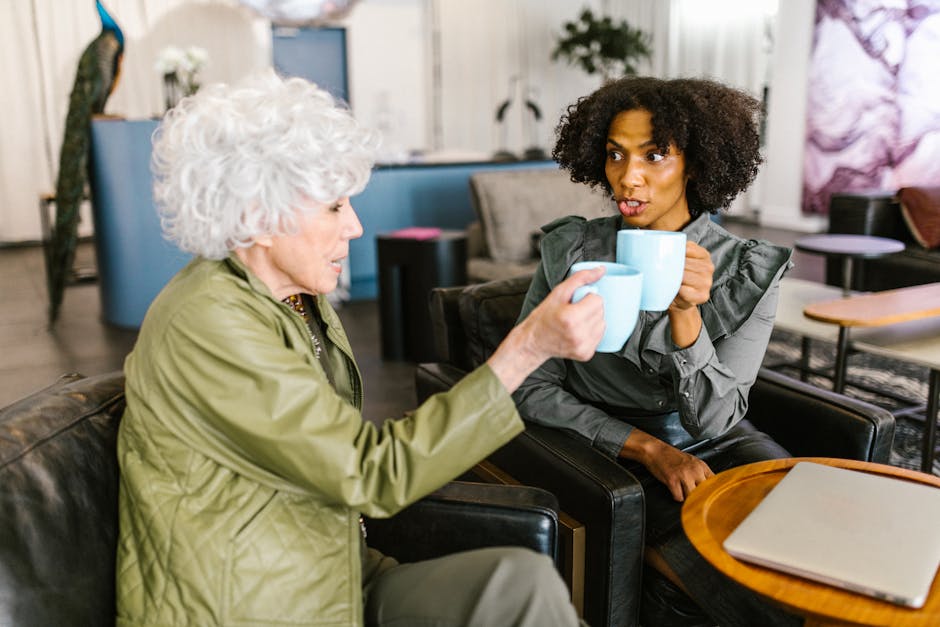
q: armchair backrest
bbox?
[429,275,531,370]
[0,371,125,627]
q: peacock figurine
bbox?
[46,0,124,324]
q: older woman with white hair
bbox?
[115,72,603,626]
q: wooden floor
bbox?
[0,218,822,420]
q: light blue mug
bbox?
[616,230,687,311]
[569,261,643,352]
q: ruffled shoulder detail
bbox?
[698,221,793,340]
[538,215,621,288]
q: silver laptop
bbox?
[722,461,940,608]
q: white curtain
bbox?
[0,0,271,244]
[665,0,776,94]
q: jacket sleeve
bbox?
[145,297,523,518]
[654,278,782,439]
[638,236,792,440]
[512,259,634,459]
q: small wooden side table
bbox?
[682,458,940,626]
[795,234,905,296]
[804,283,940,472]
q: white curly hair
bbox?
[151,71,378,259]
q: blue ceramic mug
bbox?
[569,261,643,352]
[616,230,687,311]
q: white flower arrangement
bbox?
[155,46,209,109]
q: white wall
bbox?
[759,0,827,232]
[344,0,427,161]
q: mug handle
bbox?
[572,284,599,303]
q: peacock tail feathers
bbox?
[47,1,123,324]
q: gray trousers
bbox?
[363,546,583,626]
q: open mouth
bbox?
[617,198,648,216]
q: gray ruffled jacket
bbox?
[513,213,793,458]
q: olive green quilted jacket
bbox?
[116,255,523,626]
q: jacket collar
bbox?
[223,253,361,399]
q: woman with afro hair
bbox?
[513,76,799,626]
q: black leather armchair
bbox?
[826,191,940,291]
[0,372,563,626]
[416,276,897,627]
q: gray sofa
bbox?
[466,168,617,282]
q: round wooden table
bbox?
[794,234,905,296]
[682,458,940,626]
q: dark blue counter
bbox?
[90,118,191,329]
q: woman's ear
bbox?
[240,203,278,249]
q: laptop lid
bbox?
[722,461,940,608]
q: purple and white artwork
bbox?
[803,0,940,215]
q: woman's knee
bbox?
[483,548,578,625]
[486,547,564,591]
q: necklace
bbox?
[282,294,323,360]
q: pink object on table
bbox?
[389,226,442,240]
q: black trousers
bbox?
[619,419,802,627]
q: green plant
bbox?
[551,8,652,81]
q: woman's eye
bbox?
[607,150,623,162]
[329,202,343,212]
[647,152,665,163]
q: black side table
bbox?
[376,230,468,362]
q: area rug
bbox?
[763,329,937,476]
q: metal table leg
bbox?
[841,256,853,297]
[800,336,811,382]
[832,326,850,394]
[921,369,939,474]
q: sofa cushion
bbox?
[898,186,940,249]
[0,371,125,627]
[470,168,616,263]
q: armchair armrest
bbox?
[466,220,487,259]
[364,481,561,569]
[415,362,644,627]
[415,362,467,403]
[488,424,644,627]
[745,367,895,463]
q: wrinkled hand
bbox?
[521,267,607,363]
[487,267,606,393]
[670,241,714,311]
